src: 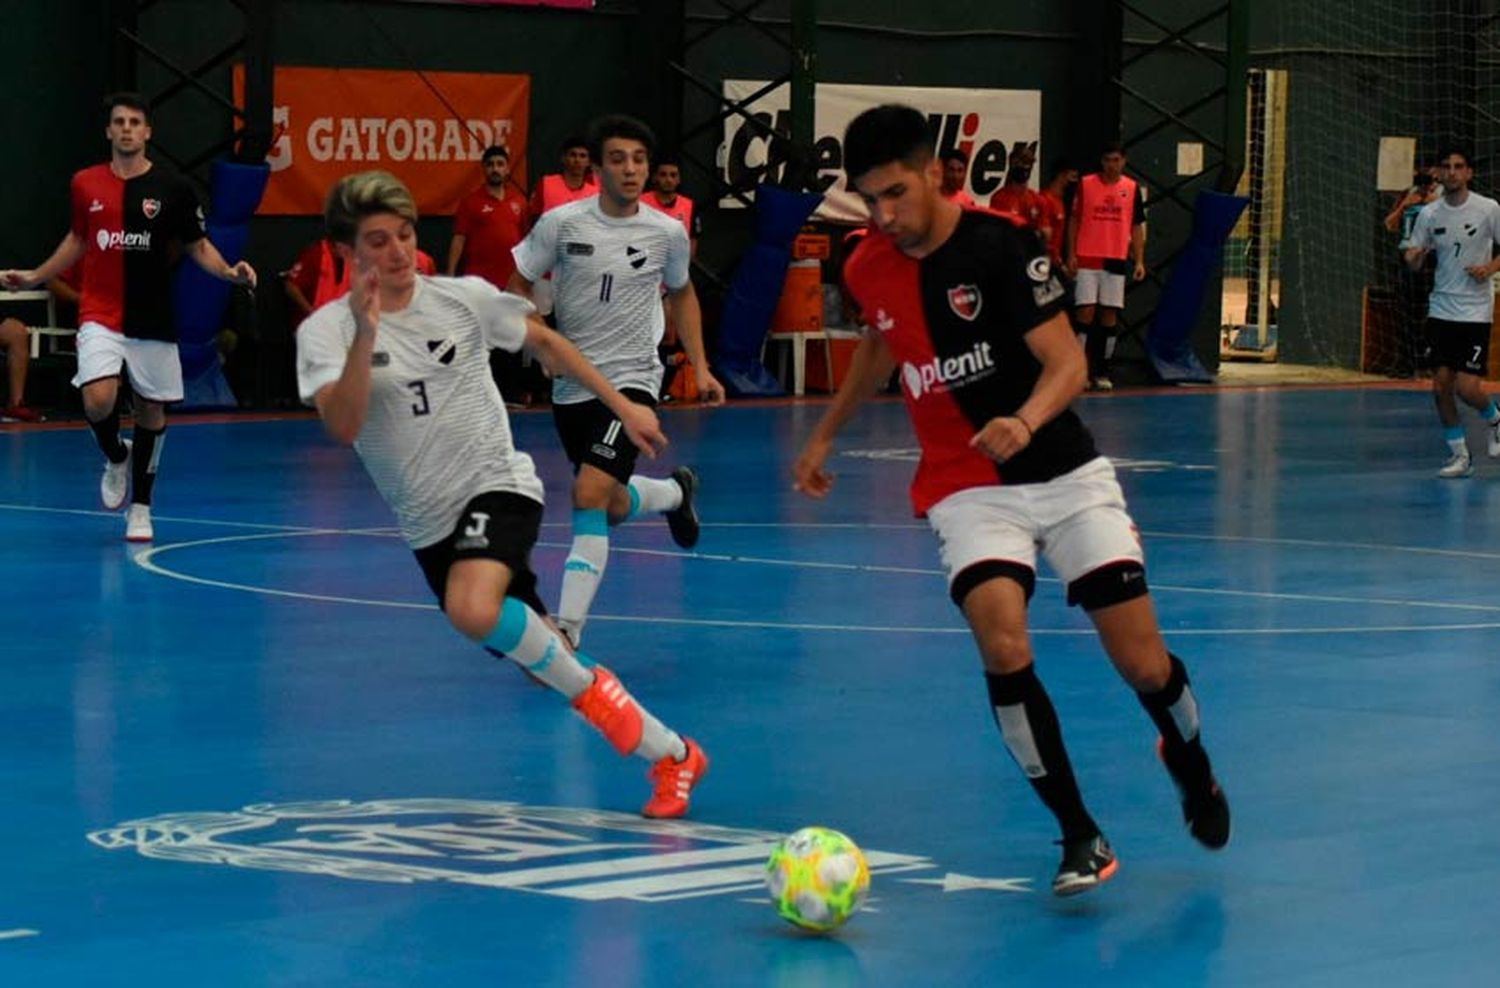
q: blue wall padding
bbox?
[1147,189,1248,384]
[175,160,269,406]
[715,184,823,397]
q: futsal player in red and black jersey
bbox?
[2,93,256,541]
[792,104,1229,897]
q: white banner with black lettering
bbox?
[718,81,1041,224]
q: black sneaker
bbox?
[664,466,700,548]
[1182,779,1231,850]
[1157,737,1231,850]
[1052,833,1118,897]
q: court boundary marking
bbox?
[26,506,1488,638]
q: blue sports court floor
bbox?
[3,384,1499,986]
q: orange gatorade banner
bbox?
[234,66,530,215]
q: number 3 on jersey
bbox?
[408,380,430,416]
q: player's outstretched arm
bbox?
[188,238,257,287]
[666,281,725,405]
[311,265,380,445]
[523,317,668,457]
[505,270,535,302]
[1,232,84,290]
[793,331,895,498]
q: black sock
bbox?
[88,411,129,463]
[1137,653,1214,792]
[985,665,1100,842]
[131,425,165,506]
[1084,327,1108,378]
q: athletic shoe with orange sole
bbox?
[642,737,709,819]
[1053,833,1118,896]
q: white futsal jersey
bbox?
[296,276,545,548]
[1410,191,1500,323]
[512,196,691,405]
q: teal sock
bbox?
[483,597,593,698]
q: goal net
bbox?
[1231,2,1500,374]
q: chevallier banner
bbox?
[234,66,530,215]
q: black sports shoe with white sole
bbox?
[665,466,700,548]
[1052,833,1118,896]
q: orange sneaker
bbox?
[642,737,709,819]
[571,666,643,756]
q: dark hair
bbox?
[1101,141,1126,158]
[939,148,969,167]
[844,104,932,182]
[1047,158,1077,179]
[103,91,150,124]
[1437,146,1472,168]
[586,114,656,163]
[654,152,681,170]
[482,144,509,163]
[559,133,589,156]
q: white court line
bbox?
[123,530,1500,636]
[9,501,1500,562]
[0,929,39,940]
[11,502,1500,632]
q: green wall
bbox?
[5,1,1265,395]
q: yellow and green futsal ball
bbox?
[764,825,871,932]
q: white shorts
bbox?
[1074,268,1126,309]
[72,322,184,402]
[927,457,1145,607]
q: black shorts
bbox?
[1426,317,1492,375]
[552,387,655,484]
[412,491,547,615]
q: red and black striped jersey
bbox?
[70,163,205,341]
[845,210,1098,516]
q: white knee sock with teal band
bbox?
[1445,424,1467,455]
[625,475,682,519]
[483,597,593,699]
[483,598,684,762]
[1482,400,1500,424]
[558,508,609,644]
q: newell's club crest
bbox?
[947,285,982,321]
[85,799,961,903]
[141,198,161,220]
[426,338,457,366]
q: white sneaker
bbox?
[125,504,153,542]
[1488,418,1500,458]
[101,439,132,510]
[1438,450,1473,478]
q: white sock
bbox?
[482,598,592,698]
[1103,335,1118,360]
[1448,436,1469,456]
[636,710,687,762]
[558,509,609,644]
[627,474,683,516]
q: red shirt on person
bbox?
[533,173,598,216]
[843,210,1096,516]
[70,162,204,340]
[286,241,437,326]
[453,186,531,288]
[642,190,699,239]
[988,184,1046,230]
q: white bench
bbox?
[0,289,75,358]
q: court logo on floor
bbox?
[86,799,937,903]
